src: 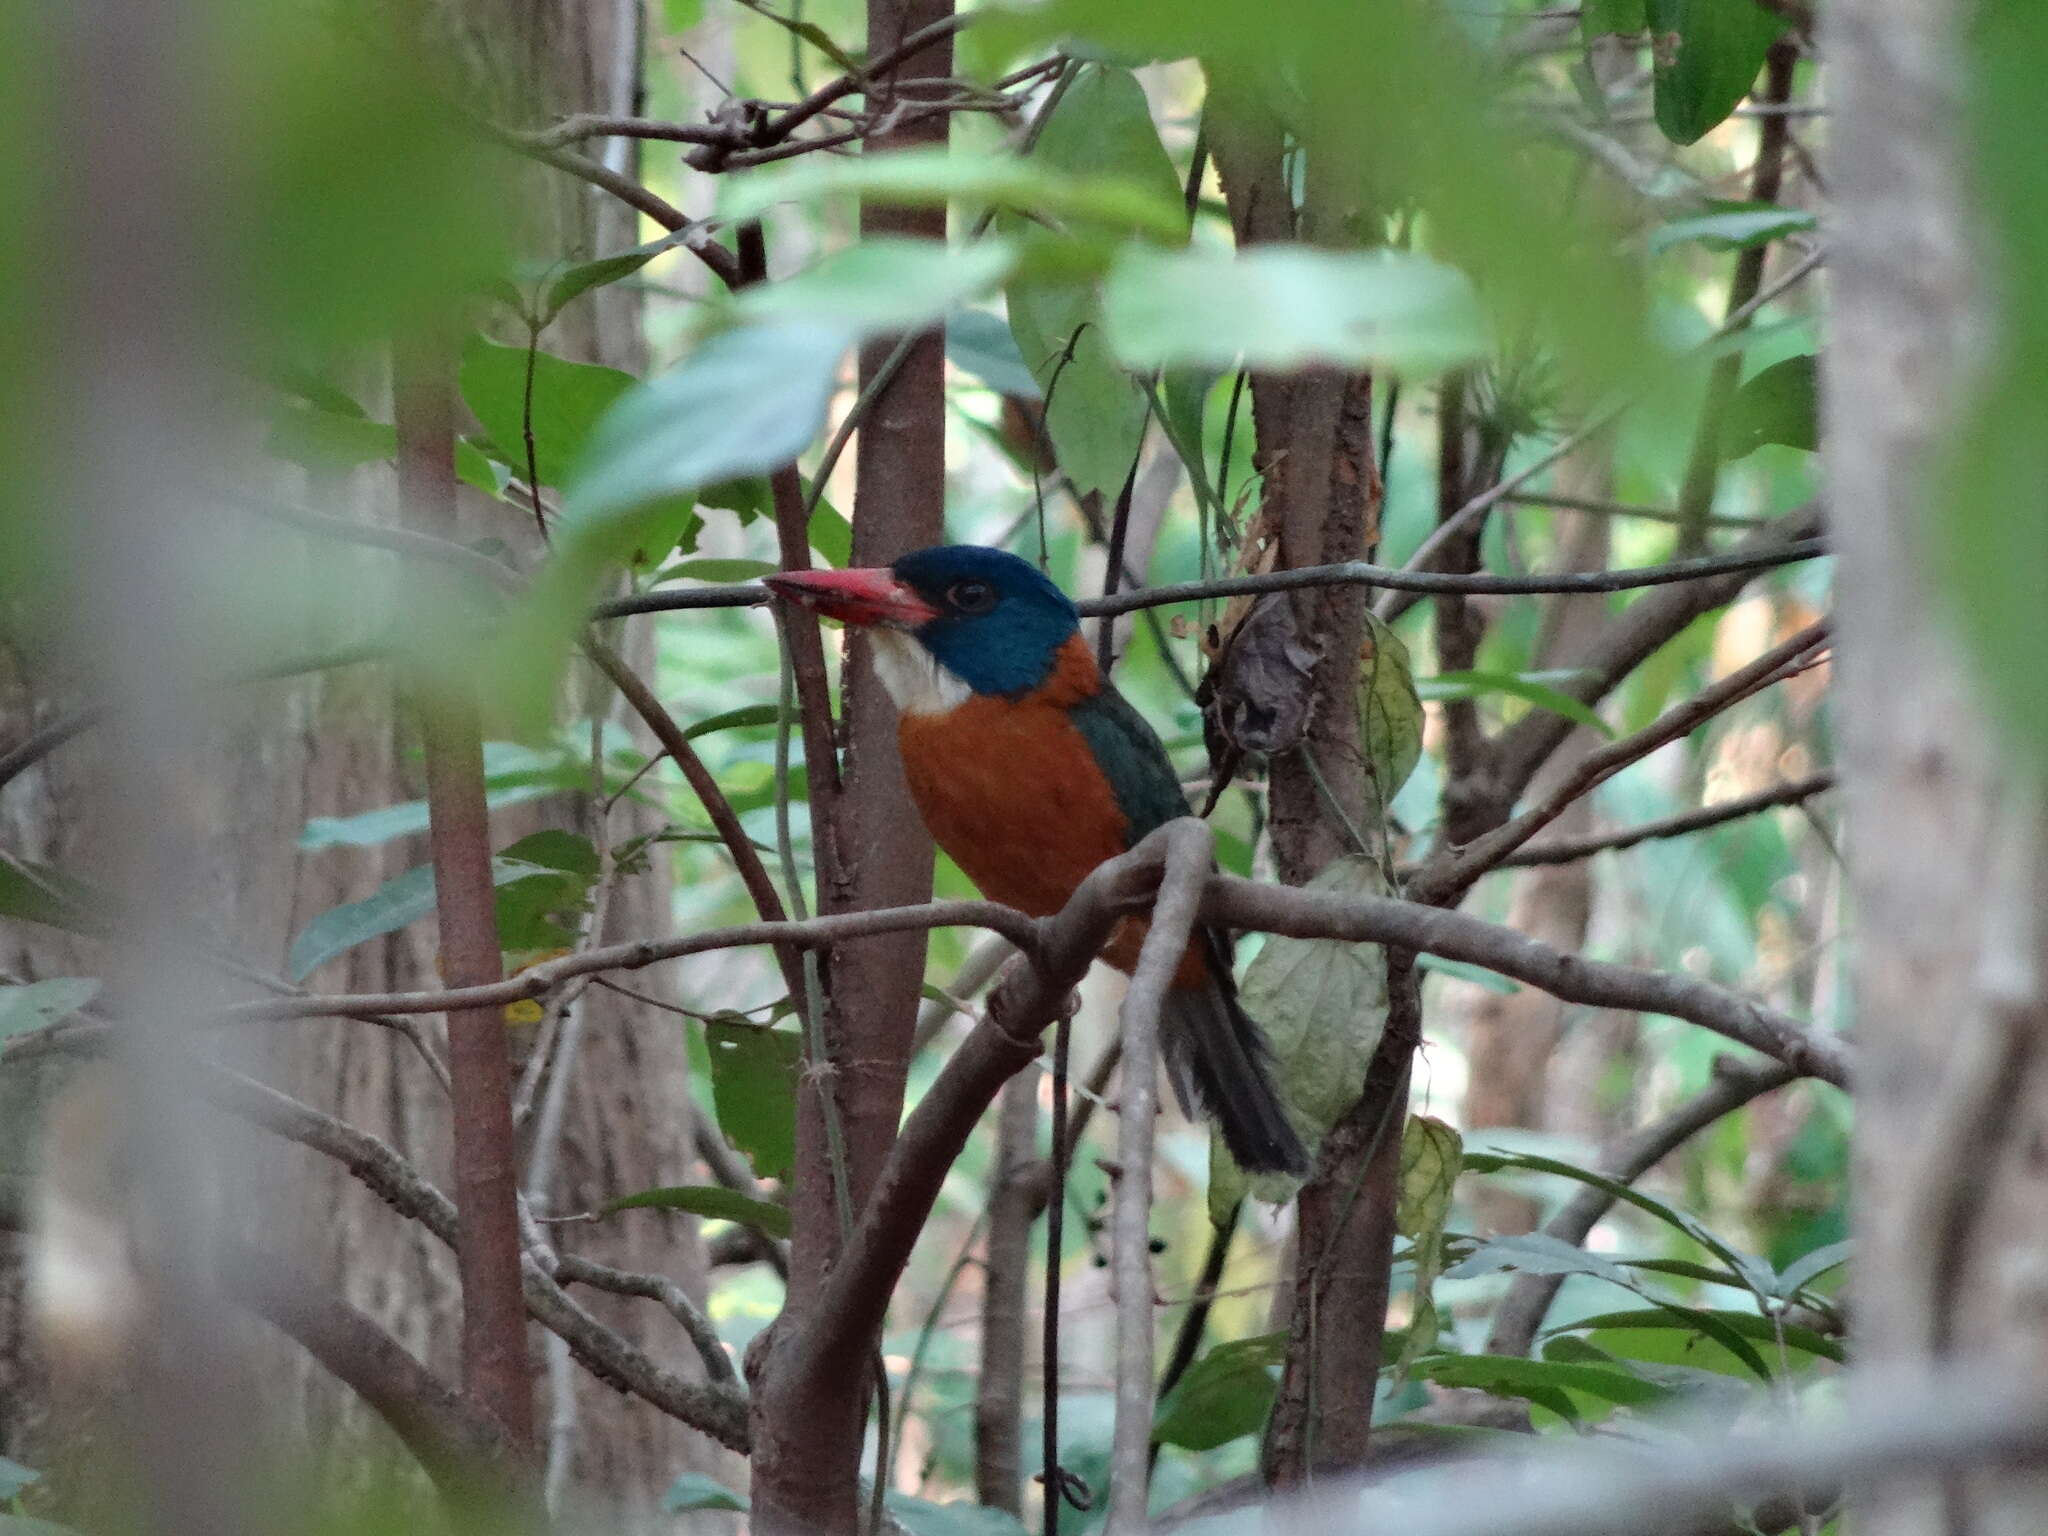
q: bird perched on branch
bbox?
[765,545,1308,1176]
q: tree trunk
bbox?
[3,0,731,1518]
[1829,3,2048,1533]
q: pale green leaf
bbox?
[731,238,1018,337]
[0,979,100,1043]
[599,1184,792,1238]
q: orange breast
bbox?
[896,635,1206,987]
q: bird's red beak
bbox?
[762,566,939,628]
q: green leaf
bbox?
[1719,353,1818,459]
[655,558,776,585]
[564,323,847,531]
[1772,1238,1852,1299]
[719,148,1187,243]
[0,1458,39,1502]
[1648,0,1788,147]
[1418,670,1614,736]
[732,238,1019,337]
[884,1494,1030,1536]
[1006,275,1146,498]
[1560,1307,1843,1365]
[947,310,1042,399]
[1030,62,1186,236]
[1463,1148,1776,1297]
[809,497,854,568]
[662,1473,748,1514]
[1395,1116,1463,1377]
[1444,1230,1636,1289]
[0,979,100,1044]
[599,1184,792,1239]
[1648,202,1817,256]
[298,784,554,850]
[1217,856,1390,1198]
[1152,1335,1283,1450]
[706,1022,801,1182]
[731,0,862,72]
[0,858,109,936]
[287,856,573,980]
[493,831,600,953]
[682,704,782,740]
[1414,1352,1671,1412]
[1358,611,1424,817]
[1102,245,1487,375]
[542,231,692,322]
[1584,0,1647,33]
[460,336,635,489]
[264,404,395,473]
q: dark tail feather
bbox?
[1160,958,1308,1177]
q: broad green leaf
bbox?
[264,404,395,472]
[947,310,1042,399]
[1359,611,1424,820]
[564,323,847,531]
[809,498,853,568]
[460,336,635,489]
[0,859,108,936]
[663,1474,748,1514]
[731,238,1019,337]
[542,231,692,322]
[1414,1352,1671,1412]
[298,783,553,850]
[493,831,600,953]
[1719,353,1818,459]
[287,856,572,980]
[656,559,776,585]
[1152,1335,1283,1450]
[0,1457,39,1501]
[0,979,99,1044]
[1418,670,1614,737]
[1648,0,1788,147]
[1006,274,1146,497]
[683,704,782,740]
[599,1184,792,1239]
[1560,1307,1843,1365]
[1584,0,1647,33]
[1444,1230,1636,1289]
[1103,245,1487,375]
[1216,856,1390,1201]
[1394,1116,1463,1377]
[1029,63,1186,238]
[719,148,1187,243]
[1648,202,1816,256]
[706,1022,801,1182]
[884,1495,1030,1536]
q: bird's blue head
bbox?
[763,544,1080,698]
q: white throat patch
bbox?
[868,629,973,717]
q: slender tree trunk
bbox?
[749,2,952,1531]
[1829,3,2048,1533]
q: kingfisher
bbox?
[764,545,1308,1176]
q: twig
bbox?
[554,1251,735,1385]
[1107,827,1211,1535]
[1472,772,1836,870]
[1412,620,1831,903]
[217,900,1044,1022]
[595,540,1831,623]
[1484,1054,1800,1357]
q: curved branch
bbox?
[1474,772,1836,871]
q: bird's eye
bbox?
[947,579,997,615]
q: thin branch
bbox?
[222,1241,532,1512]
[1484,1054,1799,1357]
[1413,621,1831,903]
[1107,821,1212,1535]
[510,113,734,149]
[596,539,1830,622]
[217,900,1043,1023]
[1265,1368,2048,1536]
[1195,872,1849,1086]
[751,12,976,150]
[554,1252,735,1386]
[205,1068,752,1451]
[1472,772,1836,870]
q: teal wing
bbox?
[1068,686,1192,846]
